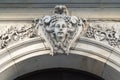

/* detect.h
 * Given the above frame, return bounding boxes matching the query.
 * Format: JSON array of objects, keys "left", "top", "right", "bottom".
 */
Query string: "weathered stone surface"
[{"left": 0, "top": 4, "right": 120, "bottom": 80}]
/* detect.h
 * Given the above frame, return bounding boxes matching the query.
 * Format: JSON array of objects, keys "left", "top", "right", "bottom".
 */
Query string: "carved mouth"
[{"left": 58, "top": 32, "right": 64, "bottom": 35}]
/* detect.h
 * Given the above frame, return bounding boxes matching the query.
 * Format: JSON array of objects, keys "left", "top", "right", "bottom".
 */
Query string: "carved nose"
[{"left": 60, "top": 28, "right": 63, "bottom": 31}]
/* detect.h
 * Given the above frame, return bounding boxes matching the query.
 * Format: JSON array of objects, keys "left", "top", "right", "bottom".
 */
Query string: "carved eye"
[{"left": 56, "top": 24, "right": 60, "bottom": 28}]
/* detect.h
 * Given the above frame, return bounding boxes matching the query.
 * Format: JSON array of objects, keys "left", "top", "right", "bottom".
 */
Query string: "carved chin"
[{"left": 56, "top": 36, "right": 65, "bottom": 42}]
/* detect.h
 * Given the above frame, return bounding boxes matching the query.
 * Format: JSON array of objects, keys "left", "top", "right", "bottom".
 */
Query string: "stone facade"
[{"left": 0, "top": 2, "right": 120, "bottom": 80}]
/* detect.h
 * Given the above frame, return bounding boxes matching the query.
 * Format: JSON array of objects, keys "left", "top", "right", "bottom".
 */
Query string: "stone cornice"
[{"left": 0, "top": 2, "right": 120, "bottom": 8}]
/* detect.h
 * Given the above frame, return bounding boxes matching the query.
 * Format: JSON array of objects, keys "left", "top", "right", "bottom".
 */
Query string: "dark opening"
[{"left": 15, "top": 68, "right": 104, "bottom": 80}]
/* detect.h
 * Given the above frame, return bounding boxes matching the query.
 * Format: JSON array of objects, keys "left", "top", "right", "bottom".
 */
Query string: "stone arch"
[{"left": 0, "top": 37, "right": 120, "bottom": 80}]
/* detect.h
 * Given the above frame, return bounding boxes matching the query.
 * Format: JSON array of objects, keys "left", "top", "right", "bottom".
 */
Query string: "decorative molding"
[
  {"left": 0, "top": 23, "right": 38, "bottom": 49},
  {"left": 1, "top": 5, "right": 120, "bottom": 55},
  {"left": 85, "top": 21, "right": 120, "bottom": 48},
  {"left": 35, "top": 5, "right": 85, "bottom": 55}
]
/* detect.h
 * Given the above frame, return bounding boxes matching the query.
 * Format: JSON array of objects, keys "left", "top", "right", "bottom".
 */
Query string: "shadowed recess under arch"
[{"left": 14, "top": 68, "right": 104, "bottom": 80}]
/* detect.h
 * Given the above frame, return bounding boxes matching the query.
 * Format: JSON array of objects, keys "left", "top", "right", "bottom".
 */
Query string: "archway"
[
  {"left": 0, "top": 5, "right": 120, "bottom": 80},
  {"left": 0, "top": 37, "right": 120, "bottom": 80}
]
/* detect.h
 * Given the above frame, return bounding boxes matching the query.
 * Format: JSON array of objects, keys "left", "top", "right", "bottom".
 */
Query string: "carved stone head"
[
  {"left": 37, "top": 5, "right": 84, "bottom": 55},
  {"left": 54, "top": 19, "right": 68, "bottom": 42}
]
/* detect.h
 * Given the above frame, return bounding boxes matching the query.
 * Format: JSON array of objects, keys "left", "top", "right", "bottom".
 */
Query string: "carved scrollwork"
[
  {"left": 0, "top": 24, "right": 38, "bottom": 49},
  {"left": 85, "top": 22, "right": 120, "bottom": 48}
]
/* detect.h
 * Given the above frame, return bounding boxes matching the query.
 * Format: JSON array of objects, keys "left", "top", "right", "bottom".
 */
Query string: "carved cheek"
[
  {"left": 54, "top": 28, "right": 58, "bottom": 34},
  {"left": 63, "top": 24, "right": 67, "bottom": 32},
  {"left": 55, "top": 24, "right": 60, "bottom": 31}
]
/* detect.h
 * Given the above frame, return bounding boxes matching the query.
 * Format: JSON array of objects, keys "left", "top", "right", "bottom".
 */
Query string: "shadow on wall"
[{"left": 14, "top": 68, "right": 104, "bottom": 80}]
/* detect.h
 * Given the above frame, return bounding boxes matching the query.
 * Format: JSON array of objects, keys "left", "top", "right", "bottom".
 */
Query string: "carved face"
[{"left": 54, "top": 20, "right": 67, "bottom": 42}]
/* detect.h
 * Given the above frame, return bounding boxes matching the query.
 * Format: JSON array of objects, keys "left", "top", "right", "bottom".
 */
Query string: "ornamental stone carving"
[
  {"left": 36, "top": 5, "right": 84, "bottom": 55},
  {"left": 85, "top": 22, "right": 120, "bottom": 48},
  {"left": 1, "top": 5, "right": 120, "bottom": 55},
  {"left": 0, "top": 24, "right": 37, "bottom": 49}
]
